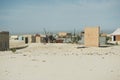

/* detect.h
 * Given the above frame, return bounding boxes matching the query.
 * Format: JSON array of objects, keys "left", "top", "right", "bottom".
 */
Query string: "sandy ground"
[{"left": 0, "top": 43, "right": 120, "bottom": 80}]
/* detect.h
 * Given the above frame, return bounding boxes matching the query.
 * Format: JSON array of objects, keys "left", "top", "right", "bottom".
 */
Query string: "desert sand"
[{"left": 0, "top": 43, "right": 120, "bottom": 80}]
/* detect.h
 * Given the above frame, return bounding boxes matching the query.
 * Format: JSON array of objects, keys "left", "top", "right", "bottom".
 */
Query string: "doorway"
[
  {"left": 25, "top": 37, "right": 28, "bottom": 44},
  {"left": 113, "top": 36, "right": 116, "bottom": 41}
]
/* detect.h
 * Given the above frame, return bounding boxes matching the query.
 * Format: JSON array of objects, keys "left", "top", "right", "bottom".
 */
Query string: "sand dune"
[{"left": 0, "top": 43, "right": 120, "bottom": 80}]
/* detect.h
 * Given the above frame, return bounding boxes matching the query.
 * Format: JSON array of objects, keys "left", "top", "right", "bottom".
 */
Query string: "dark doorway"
[
  {"left": 25, "top": 37, "right": 28, "bottom": 44},
  {"left": 113, "top": 36, "right": 116, "bottom": 41}
]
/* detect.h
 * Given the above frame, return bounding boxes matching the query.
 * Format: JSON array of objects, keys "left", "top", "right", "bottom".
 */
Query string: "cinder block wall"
[
  {"left": 85, "top": 27, "right": 100, "bottom": 47},
  {"left": 0, "top": 31, "right": 9, "bottom": 51},
  {"left": 116, "top": 35, "right": 120, "bottom": 41}
]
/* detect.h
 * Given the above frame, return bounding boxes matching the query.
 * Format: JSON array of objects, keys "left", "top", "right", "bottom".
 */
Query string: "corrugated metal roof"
[{"left": 111, "top": 28, "right": 120, "bottom": 35}]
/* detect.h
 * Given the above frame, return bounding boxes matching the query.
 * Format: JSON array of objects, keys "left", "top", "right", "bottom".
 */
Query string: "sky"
[{"left": 0, "top": 0, "right": 120, "bottom": 34}]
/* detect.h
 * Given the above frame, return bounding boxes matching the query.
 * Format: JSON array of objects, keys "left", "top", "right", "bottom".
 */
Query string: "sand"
[{"left": 0, "top": 43, "right": 120, "bottom": 80}]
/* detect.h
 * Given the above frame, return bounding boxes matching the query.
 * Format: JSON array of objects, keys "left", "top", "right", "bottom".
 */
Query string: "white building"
[{"left": 111, "top": 28, "right": 120, "bottom": 41}]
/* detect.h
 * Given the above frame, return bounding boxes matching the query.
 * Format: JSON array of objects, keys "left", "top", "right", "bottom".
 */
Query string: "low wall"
[{"left": 10, "top": 40, "right": 28, "bottom": 49}]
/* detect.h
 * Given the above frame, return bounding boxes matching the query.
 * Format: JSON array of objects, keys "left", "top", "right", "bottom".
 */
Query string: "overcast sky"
[{"left": 0, "top": 0, "right": 120, "bottom": 34}]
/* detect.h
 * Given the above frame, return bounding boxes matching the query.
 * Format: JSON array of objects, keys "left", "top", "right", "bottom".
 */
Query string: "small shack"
[
  {"left": 23, "top": 35, "right": 35, "bottom": 44},
  {"left": 111, "top": 28, "right": 120, "bottom": 42},
  {"left": 0, "top": 31, "right": 9, "bottom": 51}
]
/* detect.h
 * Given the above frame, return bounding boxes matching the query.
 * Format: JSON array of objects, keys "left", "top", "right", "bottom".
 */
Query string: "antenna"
[{"left": 43, "top": 28, "right": 47, "bottom": 35}]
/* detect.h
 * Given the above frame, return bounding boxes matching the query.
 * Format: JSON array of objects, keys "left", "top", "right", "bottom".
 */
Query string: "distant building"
[
  {"left": 35, "top": 34, "right": 41, "bottom": 43},
  {"left": 18, "top": 35, "right": 24, "bottom": 41},
  {"left": 23, "top": 35, "right": 36, "bottom": 44},
  {"left": 39, "top": 34, "right": 47, "bottom": 43},
  {"left": 0, "top": 31, "right": 9, "bottom": 51},
  {"left": 110, "top": 28, "right": 120, "bottom": 44},
  {"left": 85, "top": 27, "right": 100, "bottom": 47},
  {"left": 58, "top": 32, "right": 71, "bottom": 38}
]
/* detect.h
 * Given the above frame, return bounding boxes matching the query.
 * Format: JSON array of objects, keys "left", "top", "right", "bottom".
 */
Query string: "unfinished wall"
[
  {"left": 36, "top": 36, "right": 41, "bottom": 43},
  {"left": 85, "top": 27, "right": 100, "bottom": 47},
  {"left": 116, "top": 35, "right": 120, "bottom": 41},
  {"left": 0, "top": 31, "right": 9, "bottom": 51}
]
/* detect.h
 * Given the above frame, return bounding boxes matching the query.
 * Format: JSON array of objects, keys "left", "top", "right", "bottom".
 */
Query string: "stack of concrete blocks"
[{"left": 85, "top": 27, "right": 100, "bottom": 47}]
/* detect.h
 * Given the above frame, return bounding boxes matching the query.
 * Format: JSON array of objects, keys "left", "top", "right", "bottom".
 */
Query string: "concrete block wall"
[
  {"left": 0, "top": 31, "right": 9, "bottom": 51},
  {"left": 116, "top": 35, "right": 120, "bottom": 41},
  {"left": 85, "top": 27, "right": 100, "bottom": 47}
]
